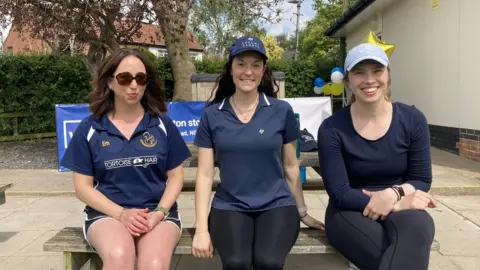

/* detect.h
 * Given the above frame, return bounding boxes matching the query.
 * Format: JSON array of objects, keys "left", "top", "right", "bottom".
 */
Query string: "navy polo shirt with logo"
[
  {"left": 194, "top": 93, "right": 300, "bottom": 211},
  {"left": 60, "top": 112, "right": 191, "bottom": 212}
]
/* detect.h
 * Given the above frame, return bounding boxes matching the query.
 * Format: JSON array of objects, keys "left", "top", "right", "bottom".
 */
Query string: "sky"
[
  {"left": 261, "top": 0, "right": 316, "bottom": 37},
  {"left": 1, "top": 0, "right": 316, "bottom": 42}
]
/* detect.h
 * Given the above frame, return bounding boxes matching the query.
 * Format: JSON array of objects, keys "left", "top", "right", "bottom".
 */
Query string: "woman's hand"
[
  {"left": 146, "top": 211, "right": 165, "bottom": 231},
  {"left": 119, "top": 208, "right": 150, "bottom": 236},
  {"left": 362, "top": 188, "right": 398, "bottom": 220},
  {"left": 393, "top": 190, "right": 437, "bottom": 212},
  {"left": 300, "top": 214, "right": 325, "bottom": 230},
  {"left": 192, "top": 231, "right": 214, "bottom": 259}
]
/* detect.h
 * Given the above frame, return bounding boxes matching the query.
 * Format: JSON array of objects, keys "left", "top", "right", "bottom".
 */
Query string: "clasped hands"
[
  {"left": 362, "top": 188, "right": 437, "bottom": 221},
  {"left": 117, "top": 208, "right": 164, "bottom": 236}
]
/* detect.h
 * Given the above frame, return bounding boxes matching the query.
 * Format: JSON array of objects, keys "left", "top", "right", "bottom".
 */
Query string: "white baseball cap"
[{"left": 344, "top": 43, "right": 389, "bottom": 72}]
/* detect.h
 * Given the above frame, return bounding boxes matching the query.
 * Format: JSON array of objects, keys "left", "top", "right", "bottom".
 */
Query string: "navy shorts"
[{"left": 83, "top": 208, "right": 182, "bottom": 246}]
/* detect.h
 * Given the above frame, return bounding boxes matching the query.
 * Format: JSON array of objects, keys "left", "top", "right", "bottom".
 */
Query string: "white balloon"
[
  {"left": 331, "top": 71, "right": 344, "bottom": 84},
  {"left": 313, "top": 86, "right": 323, "bottom": 95}
]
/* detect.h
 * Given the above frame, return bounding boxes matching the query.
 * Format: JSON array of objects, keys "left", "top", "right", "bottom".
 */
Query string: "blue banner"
[{"left": 55, "top": 102, "right": 206, "bottom": 171}]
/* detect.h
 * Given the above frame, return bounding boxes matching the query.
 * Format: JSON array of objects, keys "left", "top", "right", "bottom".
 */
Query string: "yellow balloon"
[
  {"left": 331, "top": 83, "right": 343, "bottom": 96},
  {"left": 363, "top": 30, "right": 396, "bottom": 58},
  {"left": 322, "top": 84, "right": 331, "bottom": 95}
]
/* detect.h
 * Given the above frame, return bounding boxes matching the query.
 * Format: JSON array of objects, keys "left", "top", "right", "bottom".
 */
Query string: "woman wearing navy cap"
[
  {"left": 317, "top": 43, "right": 436, "bottom": 270},
  {"left": 61, "top": 49, "right": 191, "bottom": 270},
  {"left": 191, "top": 36, "right": 324, "bottom": 270}
]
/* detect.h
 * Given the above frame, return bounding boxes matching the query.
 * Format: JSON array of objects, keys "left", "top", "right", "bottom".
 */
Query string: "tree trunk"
[{"left": 153, "top": 0, "right": 196, "bottom": 101}]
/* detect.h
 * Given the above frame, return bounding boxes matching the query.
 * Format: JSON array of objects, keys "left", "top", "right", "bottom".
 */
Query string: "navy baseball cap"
[
  {"left": 344, "top": 43, "right": 389, "bottom": 72},
  {"left": 229, "top": 36, "right": 268, "bottom": 60}
]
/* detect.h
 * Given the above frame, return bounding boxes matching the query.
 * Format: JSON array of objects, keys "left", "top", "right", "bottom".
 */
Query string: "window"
[{"left": 7, "top": 47, "right": 13, "bottom": 56}]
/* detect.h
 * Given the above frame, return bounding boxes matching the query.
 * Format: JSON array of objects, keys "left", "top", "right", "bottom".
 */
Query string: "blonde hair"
[{"left": 345, "top": 66, "right": 392, "bottom": 105}]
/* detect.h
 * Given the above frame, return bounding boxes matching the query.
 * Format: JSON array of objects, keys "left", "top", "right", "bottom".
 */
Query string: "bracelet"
[
  {"left": 117, "top": 208, "right": 126, "bottom": 220},
  {"left": 390, "top": 187, "right": 400, "bottom": 201},
  {"left": 297, "top": 205, "right": 308, "bottom": 214},
  {"left": 299, "top": 211, "right": 308, "bottom": 218}
]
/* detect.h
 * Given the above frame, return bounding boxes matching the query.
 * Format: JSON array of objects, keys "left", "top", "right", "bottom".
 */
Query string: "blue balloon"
[
  {"left": 314, "top": 77, "right": 325, "bottom": 87},
  {"left": 331, "top": 67, "right": 344, "bottom": 74}
]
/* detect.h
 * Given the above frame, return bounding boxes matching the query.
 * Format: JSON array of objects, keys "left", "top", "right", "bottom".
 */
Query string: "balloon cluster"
[{"left": 313, "top": 67, "right": 344, "bottom": 96}]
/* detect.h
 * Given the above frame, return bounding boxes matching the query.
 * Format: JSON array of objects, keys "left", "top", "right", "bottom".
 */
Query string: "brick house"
[
  {"left": 325, "top": 0, "right": 480, "bottom": 162},
  {"left": 3, "top": 22, "right": 204, "bottom": 61}
]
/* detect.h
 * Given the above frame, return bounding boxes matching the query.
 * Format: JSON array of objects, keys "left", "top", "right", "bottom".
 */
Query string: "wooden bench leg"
[{"left": 63, "top": 251, "right": 92, "bottom": 270}]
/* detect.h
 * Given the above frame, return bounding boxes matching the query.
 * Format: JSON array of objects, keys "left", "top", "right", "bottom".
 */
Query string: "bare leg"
[
  {"left": 135, "top": 221, "right": 181, "bottom": 270},
  {"left": 87, "top": 218, "right": 136, "bottom": 270}
]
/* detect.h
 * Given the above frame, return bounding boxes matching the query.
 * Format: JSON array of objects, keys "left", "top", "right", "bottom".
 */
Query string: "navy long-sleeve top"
[{"left": 317, "top": 102, "right": 432, "bottom": 212}]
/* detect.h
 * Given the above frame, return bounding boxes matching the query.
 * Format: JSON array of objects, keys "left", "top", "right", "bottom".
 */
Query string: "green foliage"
[
  {"left": 0, "top": 54, "right": 335, "bottom": 136},
  {"left": 0, "top": 54, "right": 91, "bottom": 135},
  {"left": 299, "top": 0, "right": 357, "bottom": 63}
]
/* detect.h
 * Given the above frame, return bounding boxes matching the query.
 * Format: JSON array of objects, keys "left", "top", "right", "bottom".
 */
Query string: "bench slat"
[{"left": 43, "top": 227, "right": 439, "bottom": 255}]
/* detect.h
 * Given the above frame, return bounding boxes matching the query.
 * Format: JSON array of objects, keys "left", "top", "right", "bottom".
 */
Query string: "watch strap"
[{"left": 154, "top": 206, "right": 170, "bottom": 216}]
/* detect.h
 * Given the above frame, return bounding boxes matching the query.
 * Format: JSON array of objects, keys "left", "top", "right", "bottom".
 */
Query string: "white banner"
[{"left": 283, "top": 97, "right": 332, "bottom": 141}]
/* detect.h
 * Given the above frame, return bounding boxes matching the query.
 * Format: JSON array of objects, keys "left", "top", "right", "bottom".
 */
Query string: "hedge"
[{"left": 0, "top": 54, "right": 335, "bottom": 136}]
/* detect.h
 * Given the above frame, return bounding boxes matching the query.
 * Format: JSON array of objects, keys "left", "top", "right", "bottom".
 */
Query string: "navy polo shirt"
[
  {"left": 60, "top": 112, "right": 191, "bottom": 212},
  {"left": 194, "top": 93, "right": 300, "bottom": 211}
]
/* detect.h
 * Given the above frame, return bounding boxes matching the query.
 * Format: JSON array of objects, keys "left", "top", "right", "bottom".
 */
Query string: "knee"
[
  {"left": 390, "top": 210, "right": 435, "bottom": 242},
  {"left": 222, "top": 256, "right": 252, "bottom": 270},
  {"left": 254, "top": 254, "right": 284, "bottom": 270},
  {"left": 137, "top": 255, "right": 171, "bottom": 270},
  {"left": 102, "top": 245, "right": 135, "bottom": 268}
]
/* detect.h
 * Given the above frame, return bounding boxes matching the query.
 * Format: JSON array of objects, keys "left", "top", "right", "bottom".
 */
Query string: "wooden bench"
[
  {"left": 0, "top": 183, "right": 13, "bottom": 205},
  {"left": 43, "top": 227, "right": 440, "bottom": 270}
]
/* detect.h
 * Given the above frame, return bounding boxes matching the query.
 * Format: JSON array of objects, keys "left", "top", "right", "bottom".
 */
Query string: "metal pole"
[
  {"left": 294, "top": 2, "right": 301, "bottom": 59},
  {"left": 340, "top": 0, "right": 348, "bottom": 107}
]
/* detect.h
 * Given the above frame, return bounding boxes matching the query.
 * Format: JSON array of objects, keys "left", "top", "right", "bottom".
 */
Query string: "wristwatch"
[
  {"left": 154, "top": 206, "right": 170, "bottom": 217},
  {"left": 392, "top": 185, "right": 405, "bottom": 198}
]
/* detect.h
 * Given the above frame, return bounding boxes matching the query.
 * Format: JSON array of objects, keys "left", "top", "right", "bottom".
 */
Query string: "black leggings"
[
  {"left": 208, "top": 206, "right": 300, "bottom": 270},
  {"left": 325, "top": 203, "right": 435, "bottom": 270}
]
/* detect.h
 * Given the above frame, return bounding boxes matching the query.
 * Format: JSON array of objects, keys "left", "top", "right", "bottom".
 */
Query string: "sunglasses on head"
[{"left": 114, "top": 72, "right": 149, "bottom": 86}]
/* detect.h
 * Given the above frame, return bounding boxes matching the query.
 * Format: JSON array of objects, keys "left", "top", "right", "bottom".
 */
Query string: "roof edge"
[{"left": 324, "top": 0, "right": 376, "bottom": 37}]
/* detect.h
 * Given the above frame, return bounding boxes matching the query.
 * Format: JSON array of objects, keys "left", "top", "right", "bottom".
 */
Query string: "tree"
[
  {"left": 259, "top": 35, "right": 284, "bottom": 59},
  {"left": 152, "top": 0, "right": 196, "bottom": 101},
  {"left": 275, "top": 33, "right": 296, "bottom": 52},
  {"left": 189, "top": 0, "right": 284, "bottom": 57},
  {"left": 299, "top": 0, "right": 356, "bottom": 62},
  {"left": 0, "top": 0, "right": 150, "bottom": 75}
]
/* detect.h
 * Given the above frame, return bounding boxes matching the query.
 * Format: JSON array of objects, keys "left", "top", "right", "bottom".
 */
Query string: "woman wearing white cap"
[{"left": 317, "top": 43, "right": 436, "bottom": 270}]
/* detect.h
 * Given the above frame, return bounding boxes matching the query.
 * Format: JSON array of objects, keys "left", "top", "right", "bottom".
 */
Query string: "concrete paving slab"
[
  {"left": 437, "top": 196, "right": 480, "bottom": 211},
  {"left": 51, "top": 212, "right": 85, "bottom": 230},
  {"left": 0, "top": 197, "right": 41, "bottom": 212},
  {"left": 317, "top": 192, "right": 329, "bottom": 207},
  {"left": 304, "top": 192, "right": 326, "bottom": 210},
  {"left": 0, "top": 211, "right": 14, "bottom": 221},
  {"left": 22, "top": 196, "right": 85, "bottom": 213},
  {"left": 435, "top": 231, "right": 480, "bottom": 257},
  {"left": 456, "top": 210, "right": 480, "bottom": 226},
  {"left": 0, "top": 230, "right": 46, "bottom": 256},
  {"left": 0, "top": 211, "right": 71, "bottom": 231},
  {"left": 10, "top": 177, "right": 74, "bottom": 192},
  {"left": 0, "top": 255, "right": 63, "bottom": 270},
  {"left": 449, "top": 256, "right": 480, "bottom": 270},
  {"left": 0, "top": 256, "right": 8, "bottom": 264},
  {"left": 429, "top": 251, "right": 461, "bottom": 270},
  {"left": 16, "top": 230, "right": 60, "bottom": 256},
  {"left": 426, "top": 203, "right": 479, "bottom": 232}
]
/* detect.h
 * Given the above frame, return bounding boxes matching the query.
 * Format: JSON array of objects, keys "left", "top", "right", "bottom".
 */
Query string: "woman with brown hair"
[
  {"left": 317, "top": 43, "right": 436, "bottom": 270},
  {"left": 61, "top": 48, "right": 191, "bottom": 270},
  {"left": 191, "top": 36, "right": 324, "bottom": 270}
]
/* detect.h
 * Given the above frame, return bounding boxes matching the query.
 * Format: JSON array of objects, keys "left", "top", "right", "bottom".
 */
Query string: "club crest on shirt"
[{"left": 140, "top": 131, "right": 157, "bottom": 147}]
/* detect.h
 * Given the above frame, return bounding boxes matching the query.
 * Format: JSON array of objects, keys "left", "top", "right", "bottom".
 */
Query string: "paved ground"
[{"left": 0, "top": 147, "right": 479, "bottom": 269}]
